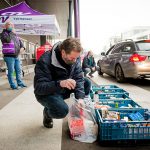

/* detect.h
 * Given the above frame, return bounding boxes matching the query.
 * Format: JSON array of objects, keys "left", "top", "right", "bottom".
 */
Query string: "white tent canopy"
[{"left": 0, "top": 2, "right": 60, "bottom": 35}]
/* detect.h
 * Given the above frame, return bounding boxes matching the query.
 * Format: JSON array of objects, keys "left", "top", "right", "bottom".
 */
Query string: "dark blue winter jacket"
[{"left": 34, "top": 42, "right": 85, "bottom": 99}]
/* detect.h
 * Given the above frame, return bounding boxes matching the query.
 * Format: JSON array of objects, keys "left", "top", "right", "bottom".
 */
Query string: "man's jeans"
[
  {"left": 36, "top": 77, "right": 91, "bottom": 119},
  {"left": 4, "top": 57, "right": 24, "bottom": 88},
  {"left": 83, "top": 66, "right": 99, "bottom": 76}
]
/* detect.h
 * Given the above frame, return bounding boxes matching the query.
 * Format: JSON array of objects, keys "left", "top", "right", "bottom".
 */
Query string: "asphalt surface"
[
  {"left": 98, "top": 74, "right": 150, "bottom": 92},
  {"left": 128, "top": 78, "right": 150, "bottom": 92}
]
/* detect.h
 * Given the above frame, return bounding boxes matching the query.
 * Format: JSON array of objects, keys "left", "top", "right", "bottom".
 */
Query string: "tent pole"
[{"left": 4, "top": 0, "right": 11, "bottom": 6}]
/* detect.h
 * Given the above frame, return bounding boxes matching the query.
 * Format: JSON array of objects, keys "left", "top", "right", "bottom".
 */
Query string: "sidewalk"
[
  {"left": 0, "top": 86, "right": 62, "bottom": 150},
  {"left": 0, "top": 64, "right": 35, "bottom": 86},
  {"left": 0, "top": 73, "right": 35, "bottom": 109}
]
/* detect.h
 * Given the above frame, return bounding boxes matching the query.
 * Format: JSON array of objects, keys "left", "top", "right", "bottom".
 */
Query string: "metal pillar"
[
  {"left": 74, "top": 0, "right": 80, "bottom": 38},
  {"left": 67, "top": 0, "right": 73, "bottom": 37}
]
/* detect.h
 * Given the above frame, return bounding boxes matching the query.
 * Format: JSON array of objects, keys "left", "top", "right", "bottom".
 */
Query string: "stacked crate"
[{"left": 91, "top": 85, "right": 150, "bottom": 143}]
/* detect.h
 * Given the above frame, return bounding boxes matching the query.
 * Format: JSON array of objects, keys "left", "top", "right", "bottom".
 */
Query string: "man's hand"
[{"left": 60, "top": 79, "right": 76, "bottom": 90}]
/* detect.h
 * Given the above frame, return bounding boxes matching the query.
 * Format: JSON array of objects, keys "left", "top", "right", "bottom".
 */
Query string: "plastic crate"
[
  {"left": 92, "top": 85, "right": 119, "bottom": 89},
  {"left": 92, "top": 85, "right": 129, "bottom": 96},
  {"left": 96, "top": 109, "right": 150, "bottom": 142},
  {"left": 99, "top": 93, "right": 130, "bottom": 100},
  {"left": 99, "top": 99, "right": 141, "bottom": 108},
  {"left": 90, "top": 92, "right": 130, "bottom": 100},
  {"left": 98, "top": 99, "right": 146, "bottom": 114}
]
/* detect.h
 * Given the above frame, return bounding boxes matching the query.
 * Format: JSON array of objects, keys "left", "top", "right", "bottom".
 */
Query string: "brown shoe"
[{"left": 43, "top": 109, "right": 53, "bottom": 128}]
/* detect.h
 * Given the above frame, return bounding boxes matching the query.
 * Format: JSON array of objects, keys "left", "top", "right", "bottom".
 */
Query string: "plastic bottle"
[
  {"left": 117, "top": 113, "right": 120, "bottom": 120},
  {"left": 115, "top": 102, "right": 119, "bottom": 108},
  {"left": 70, "top": 93, "right": 75, "bottom": 100},
  {"left": 93, "top": 91, "right": 99, "bottom": 103}
]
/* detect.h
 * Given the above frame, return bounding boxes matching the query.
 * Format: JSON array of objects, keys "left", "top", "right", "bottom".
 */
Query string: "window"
[
  {"left": 106, "top": 45, "right": 115, "bottom": 55},
  {"left": 110, "top": 43, "right": 123, "bottom": 54},
  {"left": 136, "top": 42, "right": 150, "bottom": 51},
  {"left": 122, "top": 43, "right": 134, "bottom": 52}
]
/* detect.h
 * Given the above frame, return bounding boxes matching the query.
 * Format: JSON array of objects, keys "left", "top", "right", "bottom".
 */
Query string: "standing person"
[
  {"left": 82, "top": 50, "right": 97, "bottom": 77},
  {"left": 0, "top": 22, "right": 27, "bottom": 89},
  {"left": 34, "top": 37, "right": 91, "bottom": 128}
]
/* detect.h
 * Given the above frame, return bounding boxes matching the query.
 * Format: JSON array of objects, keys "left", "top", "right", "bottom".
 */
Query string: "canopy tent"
[{"left": 0, "top": 2, "right": 60, "bottom": 35}]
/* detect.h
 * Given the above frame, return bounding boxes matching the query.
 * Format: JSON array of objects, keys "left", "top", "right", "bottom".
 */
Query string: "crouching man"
[{"left": 34, "top": 38, "right": 91, "bottom": 128}]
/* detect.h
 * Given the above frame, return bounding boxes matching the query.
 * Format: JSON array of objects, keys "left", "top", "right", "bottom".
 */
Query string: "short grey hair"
[{"left": 60, "top": 37, "right": 83, "bottom": 54}]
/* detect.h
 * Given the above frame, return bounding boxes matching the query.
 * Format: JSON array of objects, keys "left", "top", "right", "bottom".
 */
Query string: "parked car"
[{"left": 97, "top": 39, "right": 150, "bottom": 82}]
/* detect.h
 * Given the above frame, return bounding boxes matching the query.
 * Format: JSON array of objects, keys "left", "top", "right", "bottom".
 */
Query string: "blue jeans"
[
  {"left": 83, "top": 66, "right": 99, "bottom": 76},
  {"left": 36, "top": 77, "right": 91, "bottom": 119},
  {"left": 4, "top": 57, "right": 24, "bottom": 88}
]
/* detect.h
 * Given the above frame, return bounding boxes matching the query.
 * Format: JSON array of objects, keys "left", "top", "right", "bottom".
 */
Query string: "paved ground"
[
  {"left": 0, "top": 73, "right": 34, "bottom": 109},
  {"left": 0, "top": 72, "right": 150, "bottom": 150},
  {"left": 128, "top": 78, "right": 150, "bottom": 92}
]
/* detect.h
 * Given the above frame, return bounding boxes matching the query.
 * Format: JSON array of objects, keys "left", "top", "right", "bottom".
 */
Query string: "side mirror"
[{"left": 101, "top": 52, "right": 106, "bottom": 56}]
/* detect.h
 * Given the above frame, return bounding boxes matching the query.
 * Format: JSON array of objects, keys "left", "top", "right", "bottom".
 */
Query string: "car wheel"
[
  {"left": 98, "top": 67, "right": 103, "bottom": 76},
  {"left": 115, "top": 64, "right": 126, "bottom": 83}
]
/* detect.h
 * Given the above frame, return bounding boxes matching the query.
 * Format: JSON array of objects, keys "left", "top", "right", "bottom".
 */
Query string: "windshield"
[{"left": 136, "top": 42, "right": 150, "bottom": 51}]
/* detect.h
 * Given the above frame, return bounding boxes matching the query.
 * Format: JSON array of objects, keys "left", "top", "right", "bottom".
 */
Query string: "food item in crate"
[
  {"left": 101, "top": 108, "right": 108, "bottom": 118},
  {"left": 115, "top": 102, "right": 119, "bottom": 108},
  {"left": 128, "top": 112, "right": 145, "bottom": 121},
  {"left": 122, "top": 116, "right": 129, "bottom": 122},
  {"left": 94, "top": 104, "right": 110, "bottom": 109},
  {"left": 104, "top": 111, "right": 120, "bottom": 120},
  {"left": 142, "top": 123, "right": 150, "bottom": 127}
]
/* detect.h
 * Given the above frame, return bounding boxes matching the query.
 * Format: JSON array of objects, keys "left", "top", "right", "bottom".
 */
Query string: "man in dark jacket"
[
  {"left": 0, "top": 22, "right": 26, "bottom": 89},
  {"left": 34, "top": 38, "right": 91, "bottom": 128},
  {"left": 82, "top": 51, "right": 97, "bottom": 77}
]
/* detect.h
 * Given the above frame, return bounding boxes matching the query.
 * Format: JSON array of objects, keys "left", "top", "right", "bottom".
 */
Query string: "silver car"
[{"left": 97, "top": 40, "right": 150, "bottom": 82}]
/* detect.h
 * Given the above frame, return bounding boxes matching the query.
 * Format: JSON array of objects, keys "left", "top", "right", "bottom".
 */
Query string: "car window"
[
  {"left": 136, "top": 42, "right": 150, "bottom": 51},
  {"left": 106, "top": 45, "right": 115, "bottom": 55},
  {"left": 122, "top": 43, "right": 134, "bottom": 52},
  {"left": 110, "top": 43, "right": 123, "bottom": 54}
]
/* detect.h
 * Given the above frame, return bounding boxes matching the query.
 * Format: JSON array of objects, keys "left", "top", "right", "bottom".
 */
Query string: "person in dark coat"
[
  {"left": 0, "top": 22, "right": 26, "bottom": 89},
  {"left": 34, "top": 38, "right": 91, "bottom": 128},
  {"left": 82, "top": 50, "right": 97, "bottom": 77}
]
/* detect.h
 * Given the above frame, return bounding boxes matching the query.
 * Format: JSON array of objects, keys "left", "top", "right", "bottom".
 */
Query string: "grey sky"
[{"left": 80, "top": 0, "right": 150, "bottom": 54}]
